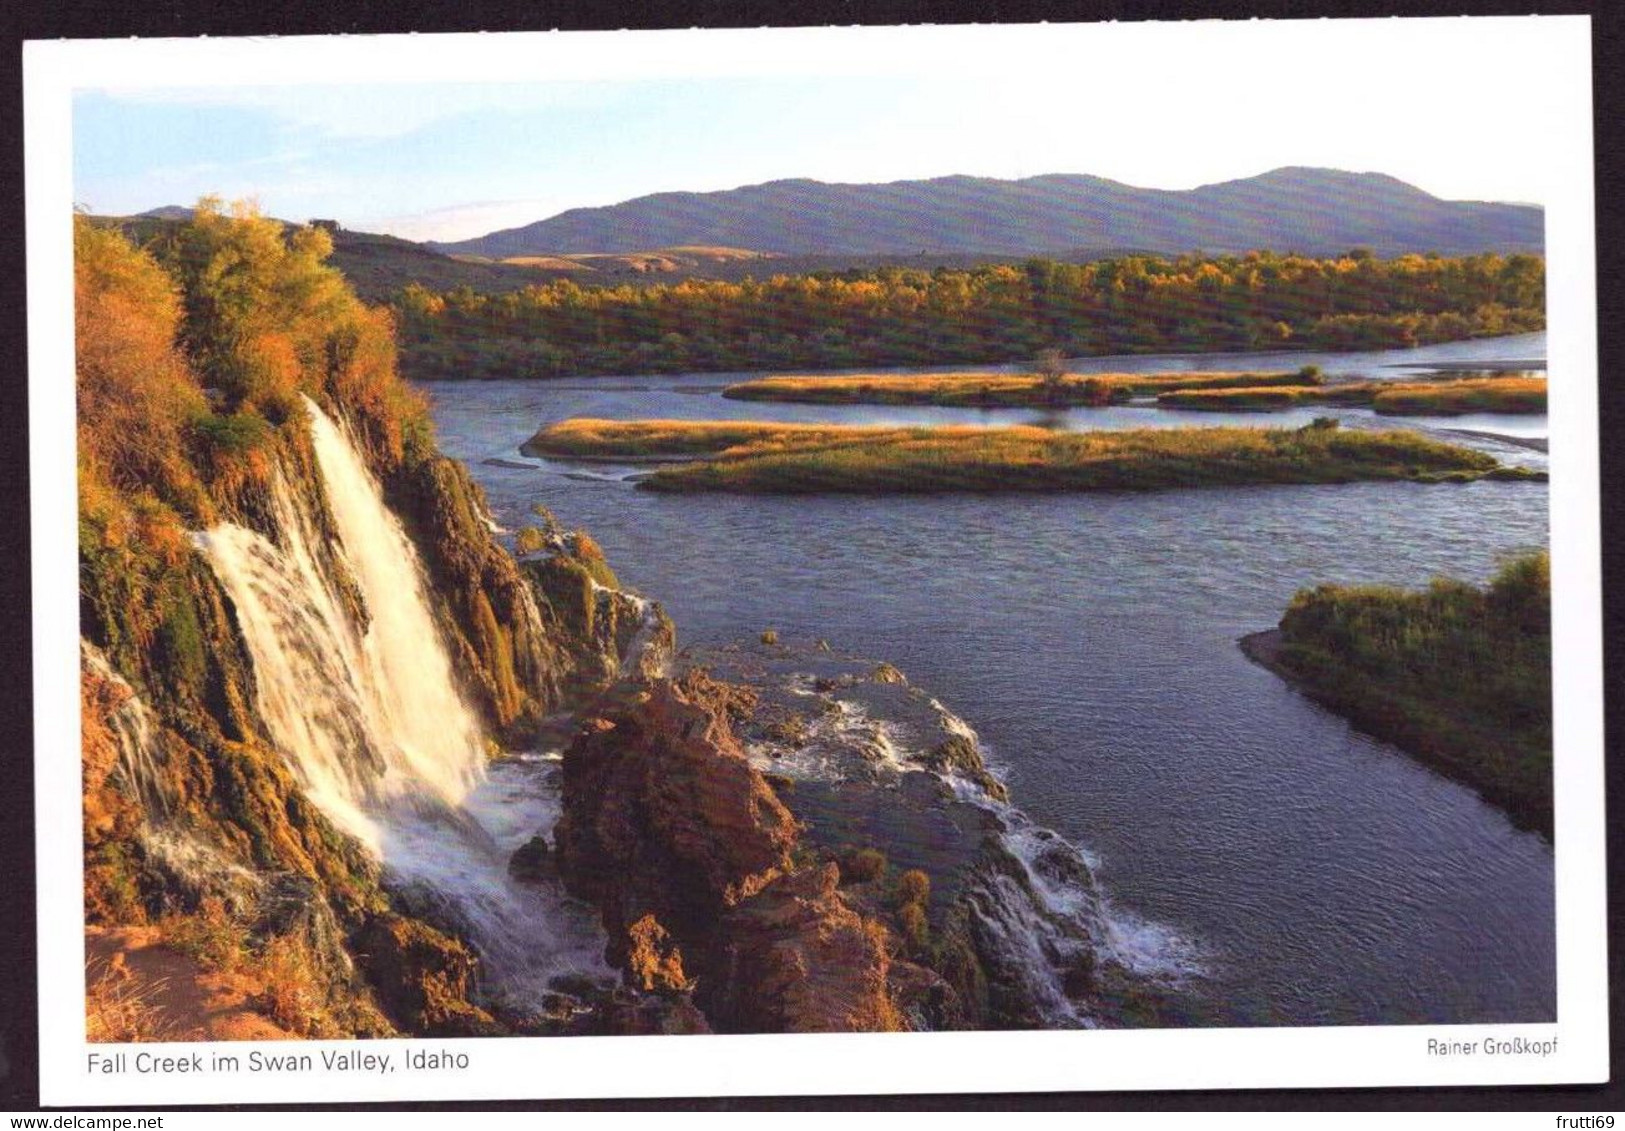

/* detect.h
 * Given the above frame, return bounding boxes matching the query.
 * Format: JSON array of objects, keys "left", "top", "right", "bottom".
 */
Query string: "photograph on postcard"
[{"left": 27, "top": 15, "right": 1604, "bottom": 1102}]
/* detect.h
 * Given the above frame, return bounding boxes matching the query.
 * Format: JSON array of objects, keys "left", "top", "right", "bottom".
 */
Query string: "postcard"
[{"left": 23, "top": 15, "right": 1604, "bottom": 1106}]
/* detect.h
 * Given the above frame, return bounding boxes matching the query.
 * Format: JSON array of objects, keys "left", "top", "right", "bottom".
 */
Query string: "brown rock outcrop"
[
  {"left": 554, "top": 674, "right": 798, "bottom": 953},
  {"left": 354, "top": 912, "right": 503, "bottom": 1037},
  {"left": 705, "top": 863, "right": 903, "bottom": 1033},
  {"left": 554, "top": 671, "right": 909, "bottom": 1033}
]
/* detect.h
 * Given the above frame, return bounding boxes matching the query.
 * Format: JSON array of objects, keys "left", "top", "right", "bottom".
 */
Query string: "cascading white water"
[
  {"left": 199, "top": 398, "right": 608, "bottom": 1003},
  {"left": 303, "top": 404, "right": 488, "bottom": 805},
  {"left": 748, "top": 660, "right": 1200, "bottom": 1028},
  {"left": 82, "top": 642, "right": 169, "bottom": 819}
]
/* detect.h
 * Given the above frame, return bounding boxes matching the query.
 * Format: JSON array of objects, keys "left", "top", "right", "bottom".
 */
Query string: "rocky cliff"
[{"left": 77, "top": 206, "right": 667, "bottom": 1040}]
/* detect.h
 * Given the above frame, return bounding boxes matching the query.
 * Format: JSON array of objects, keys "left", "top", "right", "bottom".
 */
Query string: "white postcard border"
[{"left": 25, "top": 17, "right": 1605, "bottom": 1105}]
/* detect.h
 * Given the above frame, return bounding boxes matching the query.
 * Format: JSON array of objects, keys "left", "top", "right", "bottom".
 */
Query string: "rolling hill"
[{"left": 430, "top": 167, "right": 1542, "bottom": 260}]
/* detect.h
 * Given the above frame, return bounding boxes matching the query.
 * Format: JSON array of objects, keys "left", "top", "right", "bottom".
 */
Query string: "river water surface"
[{"left": 422, "top": 333, "right": 1553, "bottom": 1027}]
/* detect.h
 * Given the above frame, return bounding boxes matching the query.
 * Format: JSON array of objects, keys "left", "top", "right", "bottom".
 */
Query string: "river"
[{"left": 421, "top": 332, "right": 1553, "bottom": 1027}]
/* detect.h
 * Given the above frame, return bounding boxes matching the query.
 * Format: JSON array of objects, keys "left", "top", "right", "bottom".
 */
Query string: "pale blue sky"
[{"left": 74, "top": 60, "right": 1554, "bottom": 243}]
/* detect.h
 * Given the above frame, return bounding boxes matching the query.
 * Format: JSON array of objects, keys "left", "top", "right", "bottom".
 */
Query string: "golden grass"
[
  {"left": 522, "top": 417, "right": 1538, "bottom": 494},
  {"left": 160, "top": 897, "right": 249, "bottom": 973},
  {"left": 86, "top": 958, "right": 174, "bottom": 1043},
  {"left": 1370, "top": 377, "right": 1547, "bottom": 415},
  {"left": 524, "top": 417, "right": 874, "bottom": 459},
  {"left": 721, "top": 369, "right": 1317, "bottom": 406},
  {"left": 498, "top": 256, "right": 593, "bottom": 271},
  {"left": 251, "top": 933, "right": 342, "bottom": 1038},
  {"left": 1158, "top": 376, "right": 1547, "bottom": 415}
]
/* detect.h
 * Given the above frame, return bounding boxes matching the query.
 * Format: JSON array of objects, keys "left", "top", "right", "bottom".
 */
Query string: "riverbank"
[
  {"left": 1242, "top": 551, "right": 1552, "bottom": 836},
  {"left": 522, "top": 417, "right": 1543, "bottom": 494}
]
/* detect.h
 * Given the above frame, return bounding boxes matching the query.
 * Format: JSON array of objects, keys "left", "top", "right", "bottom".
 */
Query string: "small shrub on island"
[{"left": 1265, "top": 549, "right": 1551, "bottom": 835}]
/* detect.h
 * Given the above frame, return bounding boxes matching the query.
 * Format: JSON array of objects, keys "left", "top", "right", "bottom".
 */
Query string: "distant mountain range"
[{"left": 429, "top": 167, "right": 1543, "bottom": 260}]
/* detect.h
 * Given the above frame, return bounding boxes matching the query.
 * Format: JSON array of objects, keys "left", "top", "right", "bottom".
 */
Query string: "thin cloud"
[{"left": 101, "top": 82, "right": 636, "bottom": 141}]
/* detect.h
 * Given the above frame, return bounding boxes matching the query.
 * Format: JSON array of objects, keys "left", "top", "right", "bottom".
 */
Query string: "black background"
[{"left": 1, "top": 0, "right": 1618, "bottom": 1112}]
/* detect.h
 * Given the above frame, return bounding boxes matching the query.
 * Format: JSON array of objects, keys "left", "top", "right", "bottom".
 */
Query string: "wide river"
[{"left": 422, "top": 332, "right": 1553, "bottom": 1027}]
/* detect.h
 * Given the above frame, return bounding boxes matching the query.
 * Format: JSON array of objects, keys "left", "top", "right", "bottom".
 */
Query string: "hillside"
[
  {"left": 325, "top": 232, "right": 1157, "bottom": 303},
  {"left": 431, "top": 167, "right": 1544, "bottom": 260}
]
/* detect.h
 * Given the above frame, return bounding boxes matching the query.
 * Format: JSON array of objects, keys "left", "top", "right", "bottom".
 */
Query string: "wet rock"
[
  {"left": 1060, "top": 949, "right": 1098, "bottom": 998},
  {"left": 252, "top": 873, "right": 352, "bottom": 980},
  {"left": 760, "top": 709, "right": 809, "bottom": 747},
  {"left": 354, "top": 912, "right": 504, "bottom": 1037},
  {"left": 888, "top": 958, "right": 969, "bottom": 1031},
  {"left": 921, "top": 733, "right": 1011, "bottom": 802},
  {"left": 391, "top": 453, "right": 568, "bottom": 735},
  {"left": 554, "top": 676, "right": 798, "bottom": 960},
  {"left": 675, "top": 639, "right": 1114, "bottom": 1031},
  {"left": 521, "top": 554, "right": 674, "bottom": 696},
  {"left": 587, "top": 989, "right": 711, "bottom": 1036},
  {"left": 507, "top": 834, "right": 555, "bottom": 884},
  {"left": 871, "top": 662, "right": 907, "bottom": 684}
]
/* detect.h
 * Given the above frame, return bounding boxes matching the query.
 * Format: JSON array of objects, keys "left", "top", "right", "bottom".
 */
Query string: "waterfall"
[
  {"left": 83, "top": 641, "right": 265, "bottom": 907},
  {"left": 82, "top": 642, "right": 169, "bottom": 819},
  {"left": 199, "top": 398, "right": 607, "bottom": 1003},
  {"left": 303, "top": 405, "right": 489, "bottom": 806}
]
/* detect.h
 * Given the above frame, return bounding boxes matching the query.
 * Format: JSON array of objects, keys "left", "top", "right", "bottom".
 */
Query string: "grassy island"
[
  {"left": 522, "top": 417, "right": 1543, "bottom": 494},
  {"left": 721, "top": 369, "right": 1318, "bottom": 407},
  {"left": 1158, "top": 375, "right": 1546, "bottom": 415},
  {"left": 1243, "top": 551, "right": 1552, "bottom": 836}
]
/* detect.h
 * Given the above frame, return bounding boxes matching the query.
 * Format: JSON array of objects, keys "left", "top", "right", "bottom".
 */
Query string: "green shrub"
[
  {"left": 569, "top": 530, "right": 620, "bottom": 589},
  {"left": 192, "top": 410, "right": 273, "bottom": 456},
  {"left": 529, "top": 503, "right": 562, "bottom": 538},
  {"left": 1274, "top": 550, "right": 1551, "bottom": 834},
  {"left": 155, "top": 585, "right": 207, "bottom": 697},
  {"left": 513, "top": 526, "right": 548, "bottom": 556},
  {"left": 898, "top": 902, "right": 930, "bottom": 951},
  {"left": 896, "top": 869, "right": 931, "bottom": 908},
  {"left": 842, "top": 848, "right": 888, "bottom": 884}
]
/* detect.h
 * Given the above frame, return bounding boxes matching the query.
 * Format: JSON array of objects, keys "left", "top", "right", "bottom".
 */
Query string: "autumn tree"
[{"left": 1031, "top": 347, "right": 1068, "bottom": 403}]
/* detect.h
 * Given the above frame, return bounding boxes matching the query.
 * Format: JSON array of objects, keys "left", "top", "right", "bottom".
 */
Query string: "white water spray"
[{"left": 200, "top": 398, "right": 608, "bottom": 1000}]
